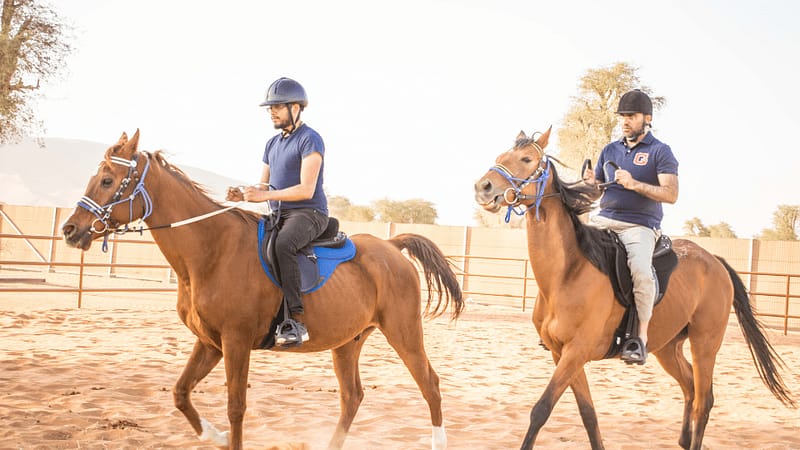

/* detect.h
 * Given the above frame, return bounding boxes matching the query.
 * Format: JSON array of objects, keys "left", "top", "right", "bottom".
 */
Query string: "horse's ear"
[
  {"left": 119, "top": 129, "right": 140, "bottom": 158},
  {"left": 535, "top": 125, "right": 552, "bottom": 149},
  {"left": 516, "top": 130, "right": 527, "bottom": 141},
  {"left": 116, "top": 132, "right": 128, "bottom": 146}
]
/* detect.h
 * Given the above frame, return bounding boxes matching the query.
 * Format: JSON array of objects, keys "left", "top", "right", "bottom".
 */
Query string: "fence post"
[
  {"left": 522, "top": 261, "right": 529, "bottom": 311},
  {"left": 78, "top": 251, "right": 85, "bottom": 308},
  {"left": 461, "top": 226, "right": 471, "bottom": 295},
  {"left": 48, "top": 207, "right": 58, "bottom": 273},
  {"left": 784, "top": 275, "right": 791, "bottom": 335}
]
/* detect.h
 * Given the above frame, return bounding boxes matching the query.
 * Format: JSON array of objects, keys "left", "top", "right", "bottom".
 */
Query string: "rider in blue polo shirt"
[
  {"left": 583, "top": 89, "right": 679, "bottom": 365},
  {"left": 230, "top": 77, "right": 329, "bottom": 348}
]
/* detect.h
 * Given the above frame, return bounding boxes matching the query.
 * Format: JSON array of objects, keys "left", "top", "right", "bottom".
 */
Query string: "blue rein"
[{"left": 489, "top": 157, "right": 551, "bottom": 223}]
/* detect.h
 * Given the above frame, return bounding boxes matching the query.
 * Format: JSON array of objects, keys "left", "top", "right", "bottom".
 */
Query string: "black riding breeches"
[{"left": 275, "top": 208, "right": 329, "bottom": 316}]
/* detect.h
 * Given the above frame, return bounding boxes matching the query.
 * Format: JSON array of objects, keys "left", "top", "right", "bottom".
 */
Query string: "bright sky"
[{"left": 39, "top": 0, "right": 800, "bottom": 238}]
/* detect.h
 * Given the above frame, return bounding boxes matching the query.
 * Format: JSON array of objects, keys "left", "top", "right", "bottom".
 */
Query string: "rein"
[
  {"left": 488, "top": 142, "right": 559, "bottom": 222},
  {"left": 77, "top": 152, "right": 245, "bottom": 252}
]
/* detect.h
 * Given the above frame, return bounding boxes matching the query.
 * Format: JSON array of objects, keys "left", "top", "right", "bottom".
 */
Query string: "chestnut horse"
[
  {"left": 62, "top": 130, "right": 464, "bottom": 450},
  {"left": 473, "top": 128, "right": 795, "bottom": 450}
]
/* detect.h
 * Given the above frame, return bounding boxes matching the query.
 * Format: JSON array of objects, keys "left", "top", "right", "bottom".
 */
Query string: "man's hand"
[
  {"left": 583, "top": 167, "right": 597, "bottom": 184},
  {"left": 226, "top": 186, "right": 244, "bottom": 202},
  {"left": 614, "top": 169, "right": 638, "bottom": 190}
]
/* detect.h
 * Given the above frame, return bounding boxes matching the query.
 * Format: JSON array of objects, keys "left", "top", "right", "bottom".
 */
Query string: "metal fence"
[{"left": 1, "top": 232, "right": 798, "bottom": 334}]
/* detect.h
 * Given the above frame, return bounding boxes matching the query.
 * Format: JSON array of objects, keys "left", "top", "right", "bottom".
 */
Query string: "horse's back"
[
  {"left": 348, "top": 233, "right": 420, "bottom": 282},
  {"left": 656, "top": 238, "right": 734, "bottom": 337}
]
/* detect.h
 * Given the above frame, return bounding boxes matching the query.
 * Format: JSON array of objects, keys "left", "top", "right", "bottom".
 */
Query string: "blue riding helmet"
[{"left": 260, "top": 77, "right": 308, "bottom": 108}]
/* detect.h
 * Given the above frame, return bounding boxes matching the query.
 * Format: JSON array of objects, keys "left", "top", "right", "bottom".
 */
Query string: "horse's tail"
[
  {"left": 389, "top": 233, "right": 464, "bottom": 320},
  {"left": 717, "top": 256, "right": 796, "bottom": 408}
]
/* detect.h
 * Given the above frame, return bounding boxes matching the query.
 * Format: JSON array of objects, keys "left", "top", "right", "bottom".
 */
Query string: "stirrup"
[
  {"left": 275, "top": 318, "right": 309, "bottom": 348},
  {"left": 621, "top": 337, "right": 647, "bottom": 365}
]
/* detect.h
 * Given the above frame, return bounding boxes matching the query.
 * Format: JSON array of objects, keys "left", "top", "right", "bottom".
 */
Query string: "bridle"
[
  {"left": 488, "top": 141, "right": 560, "bottom": 223},
  {"left": 77, "top": 152, "right": 154, "bottom": 251},
  {"left": 76, "top": 151, "right": 249, "bottom": 253}
]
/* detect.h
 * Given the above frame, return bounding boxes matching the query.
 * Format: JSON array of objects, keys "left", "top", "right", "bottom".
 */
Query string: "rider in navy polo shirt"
[
  {"left": 583, "top": 89, "right": 679, "bottom": 365},
  {"left": 229, "top": 77, "right": 329, "bottom": 348}
]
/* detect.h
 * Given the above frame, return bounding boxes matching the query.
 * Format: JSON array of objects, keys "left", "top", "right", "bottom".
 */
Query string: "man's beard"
[
  {"left": 624, "top": 123, "right": 646, "bottom": 141},
  {"left": 273, "top": 118, "right": 291, "bottom": 130}
]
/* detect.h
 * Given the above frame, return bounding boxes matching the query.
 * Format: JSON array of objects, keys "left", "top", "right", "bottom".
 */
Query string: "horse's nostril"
[
  {"left": 62, "top": 223, "right": 74, "bottom": 238},
  {"left": 477, "top": 179, "right": 492, "bottom": 192}
]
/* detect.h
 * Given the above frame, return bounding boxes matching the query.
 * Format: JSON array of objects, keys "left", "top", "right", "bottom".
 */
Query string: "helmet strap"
[
  {"left": 626, "top": 124, "right": 649, "bottom": 145},
  {"left": 286, "top": 103, "right": 302, "bottom": 134}
]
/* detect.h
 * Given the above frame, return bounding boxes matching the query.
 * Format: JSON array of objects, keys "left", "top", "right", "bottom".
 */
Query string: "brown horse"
[
  {"left": 62, "top": 130, "right": 464, "bottom": 450},
  {"left": 473, "top": 128, "right": 795, "bottom": 450}
]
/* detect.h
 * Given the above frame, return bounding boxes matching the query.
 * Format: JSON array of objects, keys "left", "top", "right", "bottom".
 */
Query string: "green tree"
[
  {"left": 683, "top": 217, "right": 709, "bottom": 236},
  {"left": 683, "top": 217, "right": 737, "bottom": 238},
  {"left": 758, "top": 205, "right": 799, "bottom": 241},
  {"left": 328, "top": 195, "right": 353, "bottom": 219},
  {"left": 328, "top": 195, "right": 375, "bottom": 222},
  {"left": 1, "top": 0, "right": 73, "bottom": 144},
  {"left": 347, "top": 205, "right": 376, "bottom": 222},
  {"left": 707, "top": 222, "right": 737, "bottom": 238},
  {"left": 557, "top": 62, "right": 666, "bottom": 174},
  {"left": 372, "top": 198, "right": 437, "bottom": 224}
]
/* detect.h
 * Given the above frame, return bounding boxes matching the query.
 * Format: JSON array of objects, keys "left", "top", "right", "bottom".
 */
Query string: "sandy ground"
[{"left": 1, "top": 281, "right": 799, "bottom": 450}]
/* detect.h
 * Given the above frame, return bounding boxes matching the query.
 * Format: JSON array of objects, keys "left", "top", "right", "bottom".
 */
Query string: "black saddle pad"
[{"left": 607, "top": 232, "right": 678, "bottom": 309}]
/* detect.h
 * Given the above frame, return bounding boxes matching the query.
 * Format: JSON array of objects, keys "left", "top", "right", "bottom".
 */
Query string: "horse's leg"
[
  {"left": 547, "top": 351, "right": 604, "bottom": 449},
  {"left": 653, "top": 334, "right": 694, "bottom": 450},
  {"left": 174, "top": 339, "right": 226, "bottom": 445},
  {"left": 327, "top": 328, "right": 374, "bottom": 450},
  {"left": 380, "top": 320, "right": 446, "bottom": 450},
  {"left": 685, "top": 328, "right": 725, "bottom": 450},
  {"left": 521, "top": 346, "right": 588, "bottom": 450},
  {"left": 221, "top": 335, "right": 254, "bottom": 450},
  {"left": 569, "top": 367, "right": 605, "bottom": 450}
]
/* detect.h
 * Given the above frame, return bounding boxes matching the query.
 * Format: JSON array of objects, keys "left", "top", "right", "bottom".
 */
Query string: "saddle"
[
  {"left": 257, "top": 214, "right": 356, "bottom": 294},
  {"left": 256, "top": 214, "right": 357, "bottom": 350},
  {"left": 602, "top": 232, "right": 679, "bottom": 359}
]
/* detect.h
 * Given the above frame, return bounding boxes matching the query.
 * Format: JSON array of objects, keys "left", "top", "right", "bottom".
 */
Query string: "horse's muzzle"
[
  {"left": 62, "top": 222, "right": 93, "bottom": 250},
  {"left": 474, "top": 178, "right": 504, "bottom": 212}
]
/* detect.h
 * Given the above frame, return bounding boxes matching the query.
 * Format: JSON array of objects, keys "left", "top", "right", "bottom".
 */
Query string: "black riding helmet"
[
  {"left": 260, "top": 77, "right": 308, "bottom": 108},
  {"left": 616, "top": 89, "right": 653, "bottom": 116}
]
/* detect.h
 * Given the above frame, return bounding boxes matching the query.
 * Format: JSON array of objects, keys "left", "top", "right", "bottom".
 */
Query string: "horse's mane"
[
  {"left": 547, "top": 161, "right": 616, "bottom": 275},
  {"left": 148, "top": 151, "right": 261, "bottom": 224}
]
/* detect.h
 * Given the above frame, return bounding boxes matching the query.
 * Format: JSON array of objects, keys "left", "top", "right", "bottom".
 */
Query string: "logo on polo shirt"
[{"left": 633, "top": 152, "right": 649, "bottom": 166}]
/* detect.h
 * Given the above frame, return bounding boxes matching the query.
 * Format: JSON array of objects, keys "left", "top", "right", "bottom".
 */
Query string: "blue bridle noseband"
[
  {"left": 77, "top": 152, "right": 154, "bottom": 251},
  {"left": 488, "top": 142, "right": 553, "bottom": 223}
]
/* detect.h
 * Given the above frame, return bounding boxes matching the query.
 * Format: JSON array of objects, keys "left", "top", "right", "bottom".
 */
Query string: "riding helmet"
[
  {"left": 616, "top": 89, "right": 653, "bottom": 115},
  {"left": 260, "top": 77, "right": 308, "bottom": 107}
]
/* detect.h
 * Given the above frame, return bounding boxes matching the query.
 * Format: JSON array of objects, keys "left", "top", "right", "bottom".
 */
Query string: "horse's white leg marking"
[
  {"left": 432, "top": 424, "right": 447, "bottom": 450},
  {"left": 199, "top": 418, "right": 230, "bottom": 447}
]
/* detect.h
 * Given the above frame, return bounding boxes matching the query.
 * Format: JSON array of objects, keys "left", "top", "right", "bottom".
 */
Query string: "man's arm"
[
  {"left": 244, "top": 153, "right": 322, "bottom": 202},
  {"left": 616, "top": 170, "right": 679, "bottom": 204}
]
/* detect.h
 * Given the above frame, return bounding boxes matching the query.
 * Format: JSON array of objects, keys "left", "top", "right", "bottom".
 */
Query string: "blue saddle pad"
[{"left": 257, "top": 219, "right": 356, "bottom": 294}]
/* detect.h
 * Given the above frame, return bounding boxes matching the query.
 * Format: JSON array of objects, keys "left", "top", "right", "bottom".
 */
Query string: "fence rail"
[{"left": 1, "top": 232, "right": 798, "bottom": 334}]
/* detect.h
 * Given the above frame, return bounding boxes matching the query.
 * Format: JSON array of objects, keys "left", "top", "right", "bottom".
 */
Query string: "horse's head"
[
  {"left": 474, "top": 127, "right": 553, "bottom": 216},
  {"left": 62, "top": 129, "right": 152, "bottom": 250}
]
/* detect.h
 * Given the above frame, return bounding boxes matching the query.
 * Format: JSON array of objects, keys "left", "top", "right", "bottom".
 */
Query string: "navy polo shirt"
[
  {"left": 594, "top": 132, "right": 678, "bottom": 229},
  {"left": 262, "top": 123, "right": 328, "bottom": 214}
]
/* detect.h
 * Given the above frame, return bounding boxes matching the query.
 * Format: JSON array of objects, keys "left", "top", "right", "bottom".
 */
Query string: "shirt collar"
[
  {"left": 619, "top": 130, "right": 654, "bottom": 148},
  {"left": 281, "top": 122, "right": 304, "bottom": 138}
]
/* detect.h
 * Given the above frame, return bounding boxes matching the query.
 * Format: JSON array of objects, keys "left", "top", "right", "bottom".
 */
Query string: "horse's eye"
[
  {"left": 522, "top": 157, "right": 532, "bottom": 164},
  {"left": 101, "top": 178, "right": 114, "bottom": 188}
]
